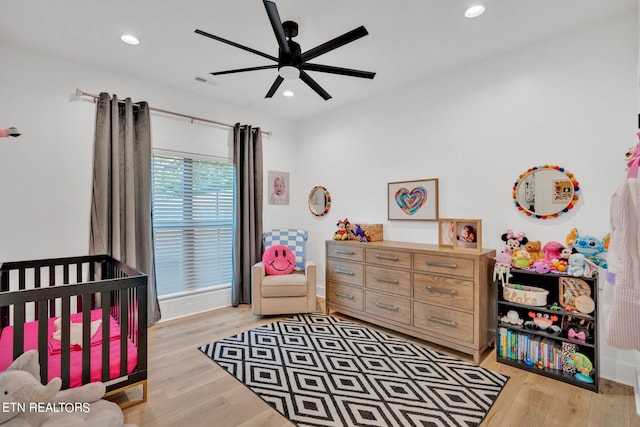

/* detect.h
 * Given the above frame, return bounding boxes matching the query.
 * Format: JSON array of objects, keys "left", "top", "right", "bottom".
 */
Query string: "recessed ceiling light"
[
  {"left": 464, "top": 4, "right": 485, "bottom": 18},
  {"left": 120, "top": 34, "right": 140, "bottom": 45},
  {"left": 282, "top": 90, "right": 294, "bottom": 97}
]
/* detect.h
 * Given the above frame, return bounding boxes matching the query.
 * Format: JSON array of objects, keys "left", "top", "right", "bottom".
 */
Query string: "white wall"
[
  {"left": 0, "top": 42, "right": 299, "bottom": 320},
  {"left": 0, "top": 42, "right": 298, "bottom": 263},
  {"left": 294, "top": 12, "right": 639, "bottom": 386}
]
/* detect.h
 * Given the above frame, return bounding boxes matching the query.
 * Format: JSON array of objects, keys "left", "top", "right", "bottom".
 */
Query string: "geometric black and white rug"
[{"left": 199, "top": 313, "right": 508, "bottom": 427}]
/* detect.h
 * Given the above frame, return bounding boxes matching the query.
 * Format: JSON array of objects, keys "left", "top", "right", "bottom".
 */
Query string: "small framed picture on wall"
[
  {"left": 453, "top": 219, "right": 482, "bottom": 253},
  {"left": 387, "top": 178, "right": 439, "bottom": 221},
  {"left": 268, "top": 171, "right": 289, "bottom": 205}
]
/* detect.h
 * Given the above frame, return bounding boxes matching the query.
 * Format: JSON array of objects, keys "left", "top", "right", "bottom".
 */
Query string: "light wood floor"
[{"left": 122, "top": 300, "right": 640, "bottom": 427}]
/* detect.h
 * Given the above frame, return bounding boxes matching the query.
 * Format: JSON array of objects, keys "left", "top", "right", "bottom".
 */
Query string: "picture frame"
[
  {"left": 452, "top": 219, "right": 482, "bottom": 253},
  {"left": 387, "top": 178, "right": 439, "bottom": 221},
  {"left": 438, "top": 218, "right": 456, "bottom": 248},
  {"left": 268, "top": 170, "right": 289, "bottom": 205}
]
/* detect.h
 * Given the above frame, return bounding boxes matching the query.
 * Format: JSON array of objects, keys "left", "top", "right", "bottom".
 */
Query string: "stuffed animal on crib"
[
  {"left": 501, "top": 230, "right": 528, "bottom": 255},
  {"left": 532, "top": 258, "right": 552, "bottom": 274},
  {"left": 350, "top": 224, "right": 370, "bottom": 242},
  {"left": 334, "top": 218, "right": 351, "bottom": 241},
  {"left": 524, "top": 240, "right": 543, "bottom": 262},
  {"left": 0, "top": 350, "right": 135, "bottom": 427},
  {"left": 567, "top": 253, "right": 586, "bottom": 277},
  {"left": 566, "top": 228, "right": 609, "bottom": 268}
]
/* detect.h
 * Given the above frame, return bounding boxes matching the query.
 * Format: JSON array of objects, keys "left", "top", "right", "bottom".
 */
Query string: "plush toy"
[
  {"left": 511, "top": 249, "right": 532, "bottom": 268},
  {"left": 532, "top": 258, "right": 552, "bottom": 274},
  {"left": 542, "top": 241, "right": 565, "bottom": 263},
  {"left": 566, "top": 228, "right": 609, "bottom": 268},
  {"left": 501, "top": 230, "right": 528, "bottom": 255},
  {"left": 493, "top": 252, "right": 513, "bottom": 285},
  {"left": 262, "top": 245, "right": 295, "bottom": 275},
  {"left": 567, "top": 253, "right": 586, "bottom": 277},
  {"left": 350, "top": 224, "right": 370, "bottom": 242},
  {"left": 334, "top": 218, "right": 350, "bottom": 241},
  {"left": 524, "top": 240, "right": 543, "bottom": 262},
  {"left": 0, "top": 350, "right": 133, "bottom": 427}
]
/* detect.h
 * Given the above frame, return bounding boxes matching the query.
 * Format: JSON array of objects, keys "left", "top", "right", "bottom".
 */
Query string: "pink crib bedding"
[{"left": 0, "top": 309, "right": 138, "bottom": 388}]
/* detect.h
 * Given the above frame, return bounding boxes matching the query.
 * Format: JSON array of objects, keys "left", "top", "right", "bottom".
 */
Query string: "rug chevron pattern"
[{"left": 199, "top": 313, "right": 508, "bottom": 427}]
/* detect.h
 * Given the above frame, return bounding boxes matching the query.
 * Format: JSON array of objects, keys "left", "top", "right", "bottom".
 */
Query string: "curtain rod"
[{"left": 75, "top": 89, "right": 272, "bottom": 136}]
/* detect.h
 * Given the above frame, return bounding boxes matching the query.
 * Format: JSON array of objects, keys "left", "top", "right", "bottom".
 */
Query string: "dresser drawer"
[
  {"left": 413, "top": 253, "right": 474, "bottom": 279},
  {"left": 365, "top": 265, "right": 411, "bottom": 297},
  {"left": 327, "top": 282, "right": 364, "bottom": 311},
  {"left": 326, "top": 259, "right": 364, "bottom": 286},
  {"left": 413, "top": 301, "right": 474, "bottom": 343},
  {"left": 365, "top": 290, "right": 411, "bottom": 325},
  {"left": 365, "top": 248, "right": 412, "bottom": 269},
  {"left": 413, "top": 273, "right": 474, "bottom": 311},
  {"left": 326, "top": 243, "right": 365, "bottom": 261}
]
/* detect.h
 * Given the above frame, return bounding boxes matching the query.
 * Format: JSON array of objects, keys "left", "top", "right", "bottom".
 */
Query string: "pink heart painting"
[{"left": 394, "top": 186, "right": 427, "bottom": 215}]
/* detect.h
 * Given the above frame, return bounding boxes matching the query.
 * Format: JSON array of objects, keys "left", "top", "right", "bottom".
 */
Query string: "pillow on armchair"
[
  {"left": 262, "top": 245, "right": 296, "bottom": 275},
  {"left": 263, "top": 229, "right": 307, "bottom": 270}
]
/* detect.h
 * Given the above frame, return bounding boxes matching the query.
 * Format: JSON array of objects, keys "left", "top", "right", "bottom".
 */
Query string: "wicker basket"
[
  {"left": 349, "top": 223, "right": 383, "bottom": 241},
  {"left": 502, "top": 283, "right": 548, "bottom": 306}
]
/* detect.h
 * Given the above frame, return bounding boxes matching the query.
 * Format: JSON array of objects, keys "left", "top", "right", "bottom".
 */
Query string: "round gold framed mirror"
[
  {"left": 308, "top": 186, "right": 331, "bottom": 216},
  {"left": 513, "top": 165, "right": 580, "bottom": 219}
]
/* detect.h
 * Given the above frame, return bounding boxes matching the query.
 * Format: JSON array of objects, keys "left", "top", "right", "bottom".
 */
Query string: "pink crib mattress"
[{"left": 0, "top": 309, "right": 138, "bottom": 388}]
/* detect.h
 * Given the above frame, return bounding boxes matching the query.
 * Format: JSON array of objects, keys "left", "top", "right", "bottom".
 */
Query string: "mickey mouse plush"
[{"left": 501, "top": 230, "right": 528, "bottom": 255}]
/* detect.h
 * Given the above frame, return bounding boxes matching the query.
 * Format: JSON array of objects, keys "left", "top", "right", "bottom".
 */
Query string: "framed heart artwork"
[{"left": 387, "top": 178, "right": 439, "bottom": 221}]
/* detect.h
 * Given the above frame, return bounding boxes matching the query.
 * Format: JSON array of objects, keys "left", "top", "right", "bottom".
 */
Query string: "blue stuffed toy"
[{"left": 566, "top": 228, "right": 609, "bottom": 268}]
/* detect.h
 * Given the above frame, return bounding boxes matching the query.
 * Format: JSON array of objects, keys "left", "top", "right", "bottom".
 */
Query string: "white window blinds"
[{"left": 151, "top": 153, "right": 235, "bottom": 297}]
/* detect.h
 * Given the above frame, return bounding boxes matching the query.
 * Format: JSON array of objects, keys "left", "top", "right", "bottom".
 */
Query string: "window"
[{"left": 151, "top": 153, "right": 234, "bottom": 298}]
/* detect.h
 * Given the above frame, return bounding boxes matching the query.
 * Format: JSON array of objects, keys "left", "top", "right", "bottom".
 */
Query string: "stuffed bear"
[
  {"left": 524, "top": 240, "right": 543, "bottom": 262},
  {"left": 0, "top": 350, "right": 135, "bottom": 427}
]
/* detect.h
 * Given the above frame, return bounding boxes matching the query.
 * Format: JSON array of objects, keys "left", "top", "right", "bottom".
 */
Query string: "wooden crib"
[{"left": 0, "top": 254, "right": 147, "bottom": 408}]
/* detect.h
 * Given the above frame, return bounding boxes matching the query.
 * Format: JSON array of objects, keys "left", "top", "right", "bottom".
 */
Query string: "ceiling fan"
[{"left": 195, "top": 0, "right": 376, "bottom": 100}]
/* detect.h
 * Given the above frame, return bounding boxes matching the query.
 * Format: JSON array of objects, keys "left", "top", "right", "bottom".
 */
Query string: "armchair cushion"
[{"left": 263, "top": 229, "right": 307, "bottom": 270}]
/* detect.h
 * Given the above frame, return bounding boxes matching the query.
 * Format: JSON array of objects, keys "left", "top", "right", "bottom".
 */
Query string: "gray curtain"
[
  {"left": 89, "top": 92, "right": 161, "bottom": 326},
  {"left": 232, "top": 123, "right": 263, "bottom": 306}
]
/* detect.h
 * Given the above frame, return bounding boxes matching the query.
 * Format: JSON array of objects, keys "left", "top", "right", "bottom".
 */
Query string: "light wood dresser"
[{"left": 325, "top": 240, "right": 496, "bottom": 364}]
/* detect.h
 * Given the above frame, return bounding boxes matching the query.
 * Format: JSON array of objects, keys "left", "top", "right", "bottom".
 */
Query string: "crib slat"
[
  {"left": 119, "top": 290, "right": 128, "bottom": 377},
  {"left": 81, "top": 295, "right": 91, "bottom": 385},
  {"left": 12, "top": 304, "right": 25, "bottom": 361},
  {"left": 101, "top": 292, "right": 111, "bottom": 382},
  {"left": 37, "top": 302, "right": 48, "bottom": 382},
  {"left": 49, "top": 266, "right": 56, "bottom": 316},
  {"left": 60, "top": 297, "right": 71, "bottom": 389}
]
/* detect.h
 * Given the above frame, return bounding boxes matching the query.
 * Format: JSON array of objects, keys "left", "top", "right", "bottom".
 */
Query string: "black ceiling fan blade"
[
  {"left": 195, "top": 29, "right": 278, "bottom": 62},
  {"left": 263, "top": 0, "right": 291, "bottom": 57},
  {"left": 299, "top": 70, "right": 331, "bottom": 100},
  {"left": 302, "top": 63, "right": 376, "bottom": 79},
  {"left": 265, "top": 76, "right": 285, "bottom": 98},
  {"left": 211, "top": 65, "right": 278, "bottom": 76},
  {"left": 300, "top": 26, "right": 369, "bottom": 63}
]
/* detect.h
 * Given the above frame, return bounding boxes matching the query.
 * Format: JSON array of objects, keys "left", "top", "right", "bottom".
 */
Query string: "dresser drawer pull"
[
  {"left": 425, "top": 261, "right": 458, "bottom": 269},
  {"left": 425, "top": 286, "right": 457, "bottom": 296},
  {"left": 375, "top": 301, "right": 399, "bottom": 312},
  {"left": 335, "top": 249, "right": 355, "bottom": 255},
  {"left": 334, "top": 268, "right": 354, "bottom": 275},
  {"left": 375, "top": 276, "right": 398, "bottom": 284},
  {"left": 374, "top": 254, "right": 399, "bottom": 261},
  {"left": 427, "top": 316, "right": 457, "bottom": 327},
  {"left": 335, "top": 291, "right": 354, "bottom": 300}
]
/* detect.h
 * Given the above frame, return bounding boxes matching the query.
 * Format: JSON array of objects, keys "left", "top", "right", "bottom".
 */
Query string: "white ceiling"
[{"left": 0, "top": 0, "right": 636, "bottom": 120}]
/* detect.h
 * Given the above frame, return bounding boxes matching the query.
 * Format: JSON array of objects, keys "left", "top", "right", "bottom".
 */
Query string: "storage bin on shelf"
[{"left": 502, "top": 283, "right": 548, "bottom": 306}]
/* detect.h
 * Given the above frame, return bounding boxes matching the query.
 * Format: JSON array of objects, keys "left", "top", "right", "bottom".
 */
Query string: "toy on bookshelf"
[
  {"left": 567, "top": 352, "right": 594, "bottom": 383},
  {"left": 524, "top": 311, "right": 562, "bottom": 335}
]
